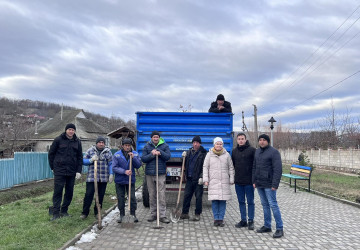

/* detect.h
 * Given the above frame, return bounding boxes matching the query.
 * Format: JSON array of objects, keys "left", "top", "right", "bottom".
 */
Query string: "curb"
[
  {"left": 280, "top": 180, "right": 360, "bottom": 209},
  {"left": 59, "top": 186, "right": 142, "bottom": 250}
]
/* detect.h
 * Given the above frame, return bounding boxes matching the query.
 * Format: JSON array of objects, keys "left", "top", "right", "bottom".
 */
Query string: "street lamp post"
[{"left": 268, "top": 116, "right": 276, "bottom": 147}]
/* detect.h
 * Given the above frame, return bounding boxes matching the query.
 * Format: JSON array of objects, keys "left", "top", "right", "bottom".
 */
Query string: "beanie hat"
[
  {"left": 258, "top": 134, "right": 270, "bottom": 143},
  {"left": 122, "top": 137, "right": 133, "bottom": 145},
  {"left": 216, "top": 94, "right": 225, "bottom": 101},
  {"left": 96, "top": 136, "right": 106, "bottom": 144},
  {"left": 192, "top": 136, "right": 202, "bottom": 144},
  {"left": 65, "top": 123, "right": 76, "bottom": 131},
  {"left": 213, "top": 137, "right": 223, "bottom": 145},
  {"left": 151, "top": 131, "right": 160, "bottom": 138}
]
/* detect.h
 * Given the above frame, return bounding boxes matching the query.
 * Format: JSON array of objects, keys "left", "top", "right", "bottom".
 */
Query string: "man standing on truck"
[
  {"left": 141, "top": 131, "right": 171, "bottom": 224},
  {"left": 208, "top": 94, "right": 232, "bottom": 113},
  {"left": 180, "top": 136, "right": 207, "bottom": 221},
  {"left": 252, "top": 134, "right": 284, "bottom": 238},
  {"left": 48, "top": 123, "right": 83, "bottom": 221}
]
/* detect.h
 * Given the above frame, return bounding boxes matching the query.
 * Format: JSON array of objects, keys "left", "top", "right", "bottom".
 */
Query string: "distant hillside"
[{"left": 0, "top": 97, "right": 134, "bottom": 131}]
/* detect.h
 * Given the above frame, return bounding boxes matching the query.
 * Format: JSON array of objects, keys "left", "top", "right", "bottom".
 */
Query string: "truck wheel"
[{"left": 142, "top": 176, "right": 150, "bottom": 208}]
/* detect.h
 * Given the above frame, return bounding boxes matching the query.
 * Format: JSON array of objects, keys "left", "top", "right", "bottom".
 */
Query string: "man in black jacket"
[
  {"left": 208, "top": 94, "right": 232, "bottom": 113},
  {"left": 232, "top": 133, "right": 256, "bottom": 230},
  {"left": 180, "top": 136, "right": 207, "bottom": 221},
  {"left": 252, "top": 134, "right": 284, "bottom": 238},
  {"left": 48, "top": 123, "right": 83, "bottom": 221}
]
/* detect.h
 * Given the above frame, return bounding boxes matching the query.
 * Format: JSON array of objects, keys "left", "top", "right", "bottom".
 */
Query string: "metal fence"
[{"left": 0, "top": 152, "right": 89, "bottom": 190}]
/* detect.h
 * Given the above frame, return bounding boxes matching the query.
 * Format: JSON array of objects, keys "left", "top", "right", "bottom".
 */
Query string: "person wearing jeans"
[
  {"left": 232, "top": 133, "right": 256, "bottom": 230},
  {"left": 252, "top": 134, "right": 284, "bottom": 238},
  {"left": 203, "top": 137, "right": 234, "bottom": 227}
]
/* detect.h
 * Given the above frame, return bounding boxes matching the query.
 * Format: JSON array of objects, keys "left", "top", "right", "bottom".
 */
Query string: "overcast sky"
[{"left": 1, "top": 0, "right": 359, "bottom": 131}]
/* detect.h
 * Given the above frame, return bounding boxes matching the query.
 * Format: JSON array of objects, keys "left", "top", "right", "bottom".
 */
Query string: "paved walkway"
[{"left": 72, "top": 184, "right": 360, "bottom": 249}]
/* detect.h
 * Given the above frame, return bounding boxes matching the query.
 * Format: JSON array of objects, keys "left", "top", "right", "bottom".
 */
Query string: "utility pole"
[{"left": 253, "top": 104, "right": 258, "bottom": 147}]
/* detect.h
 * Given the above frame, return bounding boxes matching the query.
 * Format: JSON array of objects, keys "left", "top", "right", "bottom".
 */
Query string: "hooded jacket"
[
  {"left": 184, "top": 145, "right": 207, "bottom": 182},
  {"left": 203, "top": 148, "right": 235, "bottom": 200},
  {"left": 231, "top": 140, "right": 256, "bottom": 185},
  {"left": 252, "top": 145, "right": 282, "bottom": 189},
  {"left": 141, "top": 137, "right": 171, "bottom": 176},
  {"left": 48, "top": 132, "right": 83, "bottom": 176}
]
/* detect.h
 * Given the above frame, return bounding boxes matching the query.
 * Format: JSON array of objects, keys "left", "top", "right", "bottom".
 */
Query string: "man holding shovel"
[
  {"left": 180, "top": 136, "right": 207, "bottom": 221},
  {"left": 80, "top": 136, "right": 113, "bottom": 219},
  {"left": 113, "top": 138, "right": 141, "bottom": 223},
  {"left": 141, "top": 131, "right": 171, "bottom": 224}
]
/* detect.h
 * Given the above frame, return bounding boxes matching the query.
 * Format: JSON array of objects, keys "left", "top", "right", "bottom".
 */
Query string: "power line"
[
  {"left": 263, "top": 4, "right": 360, "bottom": 108},
  {"left": 274, "top": 70, "right": 360, "bottom": 117}
]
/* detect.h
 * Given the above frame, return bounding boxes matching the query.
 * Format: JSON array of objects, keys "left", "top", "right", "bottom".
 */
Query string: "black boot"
[
  {"left": 248, "top": 220, "right": 254, "bottom": 230},
  {"left": 117, "top": 215, "right": 124, "bottom": 223},
  {"left": 50, "top": 214, "right": 60, "bottom": 221},
  {"left": 235, "top": 220, "right": 248, "bottom": 228},
  {"left": 131, "top": 212, "right": 139, "bottom": 223},
  {"left": 273, "top": 229, "right": 284, "bottom": 238}
]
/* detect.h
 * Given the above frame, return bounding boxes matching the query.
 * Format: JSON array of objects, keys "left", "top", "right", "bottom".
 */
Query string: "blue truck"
[{"left": 136, "top": 112, "right": 234, "bottom": 207}]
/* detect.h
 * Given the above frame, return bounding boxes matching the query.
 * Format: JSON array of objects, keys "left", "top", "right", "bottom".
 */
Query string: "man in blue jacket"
[
  {"left": 112, "top": 138, "right": 141, "bottom": 223},
  {"left": 141, "top": 131, "right": 171, "bottom": 223},
  {"left": 252, "top": 134, "right": 284, "bottom": 238}
]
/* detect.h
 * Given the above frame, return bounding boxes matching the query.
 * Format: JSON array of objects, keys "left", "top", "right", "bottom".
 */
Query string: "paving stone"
[{"left": 72, "top": 183, "right": 360, "bottom": 249}]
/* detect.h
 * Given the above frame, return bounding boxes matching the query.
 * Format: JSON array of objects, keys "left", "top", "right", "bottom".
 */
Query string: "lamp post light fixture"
[{"left": 268, "top": 116, "right": 276, "bottom": 147}]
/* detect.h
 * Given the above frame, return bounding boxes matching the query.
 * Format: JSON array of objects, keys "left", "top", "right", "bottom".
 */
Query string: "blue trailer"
[{"left": 136, "top": 112, "right": 234, "bottom": 207}]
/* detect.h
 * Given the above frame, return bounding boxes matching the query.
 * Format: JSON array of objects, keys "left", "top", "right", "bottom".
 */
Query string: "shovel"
[
  {"left": 153, "top": 154, "right": 163, "bottom": 230},
  {"left": 170, "top": 154, "right": 186, "bottom": 223},
  {"left": 94, "top": 160, "right": 103, "bottom": 230},
  {"left": 122, "top": 156, "right": 135, "bottom": 228}
]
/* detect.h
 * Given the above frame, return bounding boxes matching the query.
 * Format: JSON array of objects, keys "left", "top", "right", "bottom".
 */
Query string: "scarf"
[{"left": 212, "top": 147, "right": 224, "bottom": 156}]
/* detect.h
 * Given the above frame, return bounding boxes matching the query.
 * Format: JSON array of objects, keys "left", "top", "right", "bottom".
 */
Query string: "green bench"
[{"left": 282, "top": 164, "right": 313, "bottom": 192}]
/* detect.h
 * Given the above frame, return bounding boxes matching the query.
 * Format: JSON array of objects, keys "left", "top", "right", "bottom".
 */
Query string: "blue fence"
[{"left": 0, "top": 152, "right": 89, "bottom": 190}]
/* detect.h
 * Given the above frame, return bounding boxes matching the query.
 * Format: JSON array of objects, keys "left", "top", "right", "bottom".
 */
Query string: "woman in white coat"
[{"left": 203, "top": 137, "right": 235, "bottom": 227}]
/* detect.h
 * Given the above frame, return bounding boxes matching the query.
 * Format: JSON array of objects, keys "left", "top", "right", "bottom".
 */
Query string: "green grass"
[
  {"left": 0, "top": 168, "right": 145, "bottom": 250},
  {"left": 282, "top": 164, "right": 360, "bottom": 203}
]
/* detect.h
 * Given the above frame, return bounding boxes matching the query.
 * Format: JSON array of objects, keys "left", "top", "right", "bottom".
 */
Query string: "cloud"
[{"left": 1, "top": 0, "right": 360, "bottom": 131}]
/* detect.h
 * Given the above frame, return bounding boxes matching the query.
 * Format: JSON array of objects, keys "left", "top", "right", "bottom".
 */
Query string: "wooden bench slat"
[
  {"left": 291, "top": 167, "right": 311, "bottom": 174},
  {"left": 282, "top": 174, "right": 307, "bottom": 179},
  {"left": 291, "top": 170, "right": 310, "bottom": 177},
  {"left": 291, "top": 164, "right": 312, "bottom": 171}
]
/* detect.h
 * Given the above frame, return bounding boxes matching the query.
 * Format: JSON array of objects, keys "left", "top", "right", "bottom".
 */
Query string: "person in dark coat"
[
  {"left": 208, "top": 94, "right": 232, "bottom": 113},
  {"left": 112, "top": 137, "right": 141, "bottom": 223},
  {"left": 141, "top": 131, "right": 171, "bottom": 224},
  {"left": 48, "top": 123, "right": 83, "bottom": 221},
  {"left": 252, "top": 134, "right": 284, "bottom": 238},
  {"left": 232, "top": 133, "right": 256, "bottom": 230},
  {"left": 180, "top": 136, "right": 207, "bottom": 221}
]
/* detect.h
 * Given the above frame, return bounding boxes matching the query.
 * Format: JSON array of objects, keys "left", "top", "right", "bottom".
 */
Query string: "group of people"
[{"left": 47, "top": 94, "right": 283, "bottom": 239}]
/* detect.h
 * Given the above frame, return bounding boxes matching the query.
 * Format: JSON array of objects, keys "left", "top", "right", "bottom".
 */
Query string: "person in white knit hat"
[{"left": 203, "top": 137, "right": 235, "bottom": 227}]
